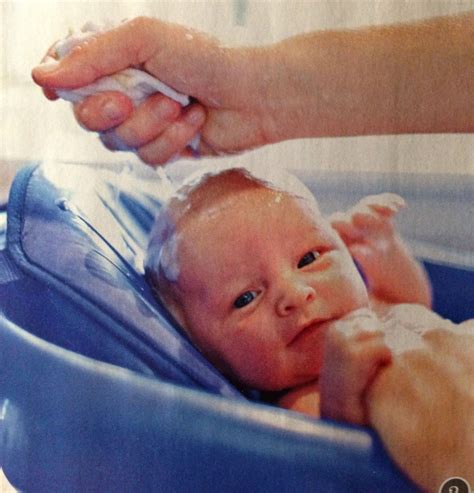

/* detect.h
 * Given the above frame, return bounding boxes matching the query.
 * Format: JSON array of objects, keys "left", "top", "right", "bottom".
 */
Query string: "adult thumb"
[{"left": 31, "top": 17, "right": 161, "bottom": 90}]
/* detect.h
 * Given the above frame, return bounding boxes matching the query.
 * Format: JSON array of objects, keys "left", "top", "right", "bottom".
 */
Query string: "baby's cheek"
[
  {"left": 237, "top": 353, "right": 287, "bottom": 390},
  {"left": 221, "top": 331, "right": 273, "bottom": 385},
  {"left": 341, "top": 260, "right": 369, "bottom": 304},
  {"left": 251, "top": 344, "right": 296, "bottom": 390}
]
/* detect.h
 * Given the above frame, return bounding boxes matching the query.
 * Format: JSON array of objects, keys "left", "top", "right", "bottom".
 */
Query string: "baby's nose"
[{"left": 276, "top": 279, "right": 316, "bottom": 317}]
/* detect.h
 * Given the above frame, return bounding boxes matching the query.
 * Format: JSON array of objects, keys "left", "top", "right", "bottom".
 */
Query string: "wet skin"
[{"left": 166, "top": 186, "right": 369, "bottom": 390}]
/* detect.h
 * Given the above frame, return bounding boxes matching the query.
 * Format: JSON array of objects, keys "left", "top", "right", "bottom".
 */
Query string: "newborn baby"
[{"left": 145, "top": 166, "right": 464, "bottom": 424}]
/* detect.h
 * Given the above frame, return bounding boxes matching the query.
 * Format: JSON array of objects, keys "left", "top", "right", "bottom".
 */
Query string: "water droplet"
[{"left": 55, "top": 197, "right": 79, "bottom": 215}]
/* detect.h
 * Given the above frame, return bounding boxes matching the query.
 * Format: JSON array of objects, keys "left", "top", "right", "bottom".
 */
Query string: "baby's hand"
[
  {"left": 330, "top": 193, "right": 431, "bottom": 306},
  {"left": 329, "top": 193, "right": 405, "bottom": 268},
  {"left": 319, "top": 309, "right": 392, "bottom": 425},
  {"left": 330, "top": 194, "right": 407, "bottom": 298}
]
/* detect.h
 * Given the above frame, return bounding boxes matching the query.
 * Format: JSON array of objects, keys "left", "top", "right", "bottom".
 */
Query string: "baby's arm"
[
  {"left": 330, "top": 194, "right": 431, "bottom": 307},
  {"left": 277, "top": 381, "right": 321, "bottom": 418}
]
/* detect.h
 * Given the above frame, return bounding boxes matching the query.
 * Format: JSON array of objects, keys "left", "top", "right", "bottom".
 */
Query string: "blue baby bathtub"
[{"left": 0, "top": 162, "right": 472, "bottom": 492}]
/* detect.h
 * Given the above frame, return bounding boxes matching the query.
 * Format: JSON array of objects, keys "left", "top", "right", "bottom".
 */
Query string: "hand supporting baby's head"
[{"left": 145, "top": 165, "right": 369, "bottom": 391}]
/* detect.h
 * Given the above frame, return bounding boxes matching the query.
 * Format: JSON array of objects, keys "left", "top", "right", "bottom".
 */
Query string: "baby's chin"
[{"left": 231, "top": 366, "right": 316, "bottom": 393}]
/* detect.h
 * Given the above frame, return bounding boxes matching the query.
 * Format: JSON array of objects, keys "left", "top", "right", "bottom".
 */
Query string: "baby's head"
[{"left": 145, "top": 166, "right": 368, "bottom": 391}]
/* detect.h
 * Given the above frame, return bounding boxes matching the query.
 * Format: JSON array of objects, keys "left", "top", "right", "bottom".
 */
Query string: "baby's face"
[{"left": 167, "top": 186, "right": 369, "bottom": 391}]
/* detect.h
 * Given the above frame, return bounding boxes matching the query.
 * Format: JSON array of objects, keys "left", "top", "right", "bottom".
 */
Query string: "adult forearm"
[
  {"left": 366, "top": 328, "right": 474, "bottom": 492},
  {"left": 246, "top": 12, "right": 474, "bottom": 141},
  {"left": 33, "top": 12, "right": 473, "bottom": 163}
]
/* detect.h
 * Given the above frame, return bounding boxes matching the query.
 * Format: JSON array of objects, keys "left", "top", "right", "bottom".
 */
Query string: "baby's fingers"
[
  {"left": 362, "top": 193, "right": 406, "bottom": 218},
  {"left": 331, "top": 308, "right": 380, "bottom": 338},
  {"left": 351, "top": 194, "right": 405, "bottom": 231},
  {"left": 43, "top": 86, "right": 59, "bottom": 101},
  {"left": 329, "top": 212, "right": 363, "bottom": 243},
  {"left": 357, "top": 337, "right": 393, "bottom": 375},
  {"left": 351, "top": 207, "right": 385, "bottom": 230}
]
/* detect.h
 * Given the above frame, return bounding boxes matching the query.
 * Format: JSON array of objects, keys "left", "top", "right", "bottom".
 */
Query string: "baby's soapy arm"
[{"left": 330, "top": 193, "right": 432, "bottom": 308}]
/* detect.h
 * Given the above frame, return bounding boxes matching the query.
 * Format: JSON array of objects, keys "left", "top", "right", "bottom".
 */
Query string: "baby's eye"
[
  {"left": 234, "top": 291, "right": 258, "bottom": 309},
  {"left": 298, "top": 251, "right": 320, "bottom": 268}
]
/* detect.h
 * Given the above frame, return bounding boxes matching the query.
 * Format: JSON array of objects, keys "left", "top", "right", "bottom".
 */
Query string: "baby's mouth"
[{"left": 288, "top": 318, "right": 336, "bottom": 346}]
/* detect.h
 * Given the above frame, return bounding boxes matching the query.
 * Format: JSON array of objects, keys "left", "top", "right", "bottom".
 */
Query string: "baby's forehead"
[
  {"left": 148, "top": 170, "right": 334, "bottom": 288},
  {"left": 175, "top": 184, "right": 319, "bottom": 234},
  {"left": 172, "top": 168, "right": 319, "bottom": 221}
]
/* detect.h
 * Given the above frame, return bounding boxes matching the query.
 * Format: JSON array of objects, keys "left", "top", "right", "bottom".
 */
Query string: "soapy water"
[{"left": 173, "top": 162, "right": 320, "bottom": 213}]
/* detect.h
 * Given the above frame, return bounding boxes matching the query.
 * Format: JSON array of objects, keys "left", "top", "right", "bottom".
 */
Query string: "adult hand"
[
  {"left": 32, "top": 17, "right": 275, "bottom": 165},
  {"left": 367, "top": 325, "right": 474, "bottom": 492},
  {"left": 319, "top": 308, "right": 392, "bottom": 425},
  {"left": 32, "top": 13, "right": 474, "bottom": 166}
]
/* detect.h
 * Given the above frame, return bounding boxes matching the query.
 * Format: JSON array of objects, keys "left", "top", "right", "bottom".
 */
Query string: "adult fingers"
[
  {"left": 137, "top": 104, "right": 206, "bottom": 166},
  {"left": 31, "top": 17, "right": 164, "bottom": 90},
  {"left": 73, "top": 92, "right": 134, "bottom": 132},
  {"left": 39, "top": 42, "right": 62, "bottom": 100},
  {"left": 43, "top": 87, "right": 59, "bottom": 101},
  {"left": 109, "top": 94, "right": 182, "bottom": 148},
  {"left": 423, "top": 329, "right": 474, "bottom": 369}
]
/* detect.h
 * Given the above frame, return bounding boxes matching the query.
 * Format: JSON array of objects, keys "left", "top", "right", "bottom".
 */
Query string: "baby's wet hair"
[{"left": 145, "top": 164, "right": 319, "bottom": 297}]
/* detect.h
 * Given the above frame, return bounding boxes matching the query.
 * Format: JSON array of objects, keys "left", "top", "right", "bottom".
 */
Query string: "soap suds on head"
[
  {"left": 174, "top": 163, "right": 320, "bottom": 213},
  {"left": 145, "top": 164, "right": 321, "bottom": 294},
  {"left": 155, "top": 167, "right": 176, "bottom": 201},
  {"left": 145, "top": 206, "right": 177, "bottom": 284},
  {"left": 158, "top": 231, "right": 181, "bottom": 283}
]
